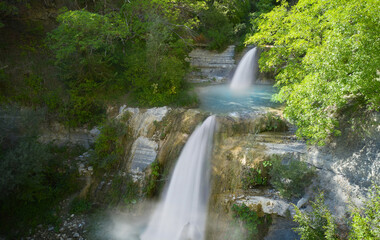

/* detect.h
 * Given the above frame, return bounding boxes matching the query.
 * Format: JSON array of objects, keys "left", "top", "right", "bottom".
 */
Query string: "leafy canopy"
[{"left": 247, "top": 0, "right": 380, "bottom": 145}]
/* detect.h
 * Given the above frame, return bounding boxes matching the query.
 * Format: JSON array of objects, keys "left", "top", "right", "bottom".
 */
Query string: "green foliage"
[
  {"left": 292, "top": 184, "right": 380, "bottom": 240},
  {"left": 247, "top": 0, "right": 380, "bottom": 145},
  {"left": 12, "top": 73, "right": 46, "bottom": 107},
  {"left": 0, "top": 68, "right": 10, "bottom": 102},
  {"left": 293, "top": 192, "right": 338, "bottom": 240},
  {"left": 47, "top": 9, "right": 130, "bottom": 126},
  {"left": 269, "top": 156, "right": 315, "bottom": 199},
  {"left": 70, "top": 197, "right": 92, "bottom": 214},
  {"left": 199, "top": 6, "right": 233, "bottom": 50},
  {"left": 47, "top": 2, "right": 196, "bottom": 121},
  {"left": 349, "top": 184, "right": 380, "bottom": 240},
  {"left": 264, "top": 112, "right": 287, "bottom": 132},
  {"left": 92, "top": 120, "right": 127, "bottom": 172},
  {"left": 242, "top": 160, "right": 272, "bottom": 189},
  {"left": 249, "top": 0, "right": 277, "bottom": 33},
  {"left": 144, "top": 161, "right": 163, "bottom": 198},
  {"left": 0, "top": 1, "right": 23, "bottom": 28},
  {"left": 0, "top": 108, "right": 83, "bottom": 237},
  {"left": 231, "top": 203, "right": 271, "bottom": 239},
  {"left": 108, "top": 174, "right": 139, "bottom": 206}
]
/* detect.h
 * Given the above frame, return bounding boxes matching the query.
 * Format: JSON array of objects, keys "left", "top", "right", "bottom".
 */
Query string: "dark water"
[{"left": 196, "top": 84, "right": 280, "bottom": 113}]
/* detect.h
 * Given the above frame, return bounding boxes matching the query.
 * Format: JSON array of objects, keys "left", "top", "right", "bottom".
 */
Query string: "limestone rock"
[
  {"left": 235, "top": 196, "right": 291, "bottom": 217},
  {"left": 187, "top": 45, "right": 235, "bottom": 83},
  {"left": 118, "top": 106, "right": 170, "bottom": 138},
  {"left": 130, "top": 136, "right": 158, "bottom": 172}
]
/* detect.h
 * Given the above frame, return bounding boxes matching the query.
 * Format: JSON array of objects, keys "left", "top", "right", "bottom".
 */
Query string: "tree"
[{"left": 246, "top": 0, "right": 380, "bottom": 145}]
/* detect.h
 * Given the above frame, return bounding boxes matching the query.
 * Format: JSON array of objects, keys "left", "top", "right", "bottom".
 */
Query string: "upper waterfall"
[
  {"left": 140, "top": 115, "right": 217, "bottom": 240},
  {"left": 230, "top": 47, "right": 259, "bottom": 90}
]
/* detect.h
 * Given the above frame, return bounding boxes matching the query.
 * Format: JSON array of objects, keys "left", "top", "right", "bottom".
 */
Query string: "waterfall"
[
  {"left": 230, "top": 47, "right": 259, "bottom": 90},
  {"left": 140, "top": 116, "right": 217, "bottom": 240}
]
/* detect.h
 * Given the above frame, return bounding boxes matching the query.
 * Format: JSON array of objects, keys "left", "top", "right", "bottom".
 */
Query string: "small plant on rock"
[{"left": 242, "top": 160, "right": 272, "bottom": 189}]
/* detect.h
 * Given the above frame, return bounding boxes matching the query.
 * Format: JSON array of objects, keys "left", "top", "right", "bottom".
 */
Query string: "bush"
[
  {"left": 292, "top": 184, "right": 380, "bottom": 240},
  {"left": 242, "top": 160, "right": 272, "bottom": 189},
  {"left": 92, "top": 120, "right": 127, "bottom": 172},
  {"left": 293, "top": 192, "right": 338, "bottom": 240},
  {"left": 269, "top": 156, "right": 315, "bottom": 199},
  {"left": 349, "top": 184, "right": 380, "bottom": 240}
]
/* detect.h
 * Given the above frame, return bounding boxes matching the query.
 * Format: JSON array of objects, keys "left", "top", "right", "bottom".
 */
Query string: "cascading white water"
[
  {"left": 230, "top": 47, "right": 259, "bottom": 91},
  {"left": 140, "top": 116, "right": 217, "bottom": 240}
]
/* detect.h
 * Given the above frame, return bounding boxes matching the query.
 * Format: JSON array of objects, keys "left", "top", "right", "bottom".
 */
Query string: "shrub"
[
  {"left": 292, "top": 184, "right": 380, "bottom": 240},
  {"left": 293, "top": 192, "right": 338, "bottom": 240},
  {"left": 269, "top": 156, "right": 315, "bottom": 199},
  {"left": 92, "top": 120, "right": 127, "bottom": 172},
  {"left": 349, "top": 184, "right": 380, "bottom": 240}
]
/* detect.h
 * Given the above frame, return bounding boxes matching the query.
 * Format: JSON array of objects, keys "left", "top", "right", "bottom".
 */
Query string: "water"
[
  {"left": 230, "top": 47, "right": 259, "bottom": 90},
  {"left": 196, "top": 84, "right": 280, "bottom": 114},
  {"left": 140, "top": 116, "right": 217, "bottom": 240}
]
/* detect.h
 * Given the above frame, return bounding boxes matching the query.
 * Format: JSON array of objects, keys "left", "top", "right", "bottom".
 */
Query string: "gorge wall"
[{"left": 38, "top": 107, "right": 379, "bottom": 239}]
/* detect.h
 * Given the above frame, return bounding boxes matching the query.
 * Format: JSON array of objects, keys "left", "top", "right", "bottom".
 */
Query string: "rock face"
[
  {"left": 304, "top": 113, "right": 380, "bottom": 218},
  {"left": 39, "top": 122, "right": 100, "bottom": 149},
  {"left": 87, "top": 107, "right": 209, "bottom": 204},
  {"left": 187, "top": 45, "right": 236, "bottom": 83},
  {"left": 206, "top": 111, "right": 379, "bottom": 239},
  {"left": 64, "top": 104, "right": 377, "bottom": 239},
  {"left": 130, "top": 136, "right": 158, "bottom": 172}
]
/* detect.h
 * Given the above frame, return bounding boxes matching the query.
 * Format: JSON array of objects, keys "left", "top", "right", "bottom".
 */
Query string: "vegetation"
[
  {"left": 91, "top": 119, "right": 127, "bottom": 172},
  {"left": 231, "top": 203, "right": 271, "bottom": 239},
  {"left": 293, "top": 192, "right": 338, "bottom": 240},
  {"left": 349, "top": 184, "right": 380, "bottom": 240},
  {"left": 242, "top": 160, "right": 272, "bottom": 189},
  {"left": 0, "top": 108, "right": 84, "bottom": 237},
  {"left": 107, "top": 174, "right": 139, "bottom": 206},
  {"left": 269, "top": 156, "right": 315, "bottom": 199},
  {"left": 144, "top": 160, "right": 163, "bottom": 198},
  {"left": 247, "top": 0, "right": 380, "bottom": 145},
  {"left": 293, "top": 185, "right": 380, "bottom": 240},
  {"left": 70, "top": 197, "right": 92, "bottom": 214},
  {"left": 1, "top": 0, "right": 379, "bottom": 238}
]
